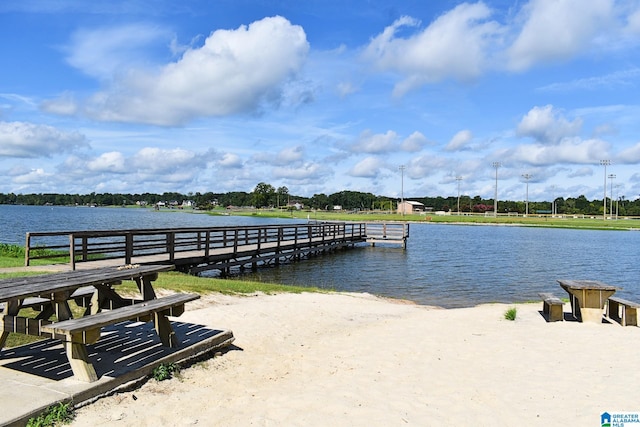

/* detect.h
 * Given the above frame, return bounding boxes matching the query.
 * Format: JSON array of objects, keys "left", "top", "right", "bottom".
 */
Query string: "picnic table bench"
[
  {"left": 606, "top": 296, "right": 640, "bottom": 327},
  {"left": 0, "top": 264, "right": 200, "bottom": 382},
  {"left": 538, "top": 292, "right": 564, "bottom": 322}
]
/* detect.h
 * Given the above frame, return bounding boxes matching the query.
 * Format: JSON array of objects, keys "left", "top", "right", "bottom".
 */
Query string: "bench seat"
[
  {"left": 607, "top": 296, "right": 639, "bottom": 326},
  {"left": 539, "top": 292, "right": 564, "bottom": 322},
  {"left": 40, "top": 292, "right": 200, "bottom": 382}
]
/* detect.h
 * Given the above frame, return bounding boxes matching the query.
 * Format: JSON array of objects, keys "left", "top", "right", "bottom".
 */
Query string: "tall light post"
[
  {"left": 600, "top": 160, "right": 610, "bottom": 220},
  {"left": 522, "top": 173, "right": 531, "bottom": 216},
  {"left": 456, "top": 176, "right": 462, "bottom": 215},
  {"left": 492, "top": 162, "right": 501, "bottom": 217},
  {"left": 399, "top": 165, "right": 405, "bottom": 216},
  {"left": 608, "top": 174, "right": 616, "bottom": 220}
]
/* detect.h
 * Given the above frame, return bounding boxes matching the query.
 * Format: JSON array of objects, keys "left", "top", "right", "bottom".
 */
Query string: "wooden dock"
[{"left": 25, "top": 222, "right": 409, "bottom": 275}]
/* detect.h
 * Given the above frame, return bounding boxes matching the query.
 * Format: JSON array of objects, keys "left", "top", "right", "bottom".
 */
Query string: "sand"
[{"left": 68, "top": 292, "right": 640, "bottom": 426}]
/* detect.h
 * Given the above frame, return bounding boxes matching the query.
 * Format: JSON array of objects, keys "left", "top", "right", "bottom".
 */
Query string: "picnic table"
[
  {"left": 0, "top": 264, "right": 199, "bottom": 382},
  {"left": 557, "top": 279, "right": 620, "bottom": 323}
]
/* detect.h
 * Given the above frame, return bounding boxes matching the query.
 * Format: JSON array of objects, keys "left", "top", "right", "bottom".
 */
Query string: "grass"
[
  {"left": 0, "top": 243, "right": 69, "bottom": 268},
  {"left": 26, "top": 402, "right": 74, "bottom": 427},
  {"left": 218, "top": 208, "right": 640, "bottom": 231},
  {"left": 504, "top": 307, "right": 517, "bottom": 321}
]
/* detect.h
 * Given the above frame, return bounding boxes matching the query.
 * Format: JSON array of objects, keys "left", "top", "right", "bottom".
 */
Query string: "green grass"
[
  {"left": 219, "top": 208, "right": 640, "bottom": 231},
  {"left": 504, "top": 307, "right": 517, "bottom": 321},
  {"left": 0, "top": 243, "right": 69, "bottom": 268},
  {"left": 26, "top": 402, "right": 74, "bottom": 427}
]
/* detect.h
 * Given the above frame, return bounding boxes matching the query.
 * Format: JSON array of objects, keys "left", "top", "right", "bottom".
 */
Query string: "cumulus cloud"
[
  {"left": 218, "top": 153, "right": 243, "bottom": 168},
  {"left": 506, "top": 137, "right": 609, "bottom": 165},
  {"left": 516, "top": 105, "right": 582, "bottom": 144},
  {"left": 568, "top": 166, "right": 594, "bottom": 178},
  {"left": 407, "top": 153, "right": 448, "bottom": 178},
  {"left": 349, "top": 156, "right": 384, "bottom": 178},
  {"left": 445, "top": 130, "right": 473, "bottom": 151},
  {"left": 401, "top": 131, "right": 427, "bottom": 152},
  {"left": 617, "top": 142, "right": 640, "bottom": 163},
  {"left": 130, "top": 147, "right": 207, "bottom": 173},
  {"left": 86, "top": 151, "right": 127, "bottom": 173},
  {"left": 362, "top": 3, "right": 501, "bottom": 96},
  {"left": 352, "top": 130, "right": 398, "bottom": 153},
  {"left": 272, "top": 162, "right": 328, "bottom": 181},
  {"left": 76, "top": 16, "right": 309, "bottom": 125},
  {"left": 275, "top": 146, "right": 304, "bottom": 165},
  {"left": 0, "top": 121, "right": 88, "bottom": 158},
  {"left": 507, "top": 0, "right": 613, "bottom": 71}
]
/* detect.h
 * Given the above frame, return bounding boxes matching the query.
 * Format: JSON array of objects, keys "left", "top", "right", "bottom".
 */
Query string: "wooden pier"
[{"left": 25, "top": 222, "right": 409, "bottom": 275}]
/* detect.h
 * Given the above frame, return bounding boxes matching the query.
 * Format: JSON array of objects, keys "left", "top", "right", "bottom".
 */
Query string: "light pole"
[
  {"left": 492, "top": 162, "right": 501, "bottom": 217},
  {"left": 456, "top": 176, "right": 462, "bottom": 215},
  {"left": 609, "top": 174, "right": 616, "bottom": 220},
  {"left": 600, "top": 160, "right": 610, "bottom": 220},
  {"left": 522, "top": 173, "right": 531, "bottom": 216},
  {"left": 399, "top": 165, "right": 405, "bottom": 216}
]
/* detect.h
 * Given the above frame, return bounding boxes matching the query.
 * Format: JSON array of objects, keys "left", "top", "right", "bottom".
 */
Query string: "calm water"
[{"left": 2, "top": 205, "right": 639, "bottom": 308}]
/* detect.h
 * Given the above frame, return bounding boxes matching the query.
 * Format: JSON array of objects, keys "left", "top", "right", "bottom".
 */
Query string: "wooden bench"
[
  {"left": 539, "top": 292, "right": 564, "bottom": 322},
  {"left": 607, "top": 296, "right": 639, "bottom": 326},
  {"left": 40, "top": 292, "right": 200, "bottom": 382}
]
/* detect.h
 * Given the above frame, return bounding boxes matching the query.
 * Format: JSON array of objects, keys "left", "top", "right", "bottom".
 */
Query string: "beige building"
[{"left": 397, "top": 200, "right": 425, "bottom": 214}]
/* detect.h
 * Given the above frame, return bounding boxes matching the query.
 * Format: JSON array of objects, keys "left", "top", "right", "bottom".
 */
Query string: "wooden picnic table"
[
  {"left": 557, "top": 279, "right": 620, "bottom": 323},
  {"left": 0, "top": 264, "right": 199, "bottom": 382}
]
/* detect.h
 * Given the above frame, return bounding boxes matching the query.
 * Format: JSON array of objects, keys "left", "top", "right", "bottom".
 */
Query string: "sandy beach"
[{"left": 68, "top": 292, "right": 640, "bottom": 426}]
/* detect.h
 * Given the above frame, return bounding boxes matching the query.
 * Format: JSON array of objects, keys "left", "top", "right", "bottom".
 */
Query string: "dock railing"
[{"left": 25, "top": 222, "right": 373, "bottom": 269}]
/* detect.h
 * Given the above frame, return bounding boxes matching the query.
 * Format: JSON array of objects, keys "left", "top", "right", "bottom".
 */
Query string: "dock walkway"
[{"left": 25, "top": 222, "right": 409, "bottom": 274}]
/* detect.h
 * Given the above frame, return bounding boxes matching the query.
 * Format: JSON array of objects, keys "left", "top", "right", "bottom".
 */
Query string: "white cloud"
[
  {"left": 275, "top": 146, "right": 304, "bottom": 165},
  {"left": 617, "top": 142, "right": 640, "bottom": 163},
  {"left": 445, "top": 129, "right": 473, "bottom": 151},
  {"left": 407, "top": 153, "right": 448, "bottom": 179},
  {"left": 86, "top": 151, "right": 127, "bottom": 173},
  {"left": 352, "top": 130, "right": 398, "bottom": 153},
  {"left": 568, "top": 166, "right": 594, "bottom": 178},
  {"left": 65, "top": 23, "right": 172, "bottom": 80},
  {"left": 507, "top": 0, "right": 614, "bottom": 71},
  {"left": 401, "top": 131, "right": 427, "bottom": 152},
  {"left": 40, "top": 92, "right": 79, "bottom": 116},
  {"left": 516, "top": 105, "right": 582, "bottom": 144},
  {"left": 506, "top": 137, "right": 609, "bottom": 165},
  {"left": 130, "top": 147, "right": 205, "bottom": 172},
  {"left": 218, "top": 153, "right": 243, "bottom": 168},
  {"left": 362, "top": 3, "right": 501, "bottom": 96},
  {"left": 80, "top": 16, "right": 309, "bottom": 125},
  {"left": 272, "top": 162, "right": 328, "bottom": 181},
  {"left": 0, "top": 121, "right": 88, "bottom": 158},
  {"left": 628, "top": 8, "right": 640, "bottom": 34},
  {"left": 349, "top": 156, "right": 384, "bottom": 178}
]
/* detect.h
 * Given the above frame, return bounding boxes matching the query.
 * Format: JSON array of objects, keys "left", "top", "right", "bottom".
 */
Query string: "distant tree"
[
  {"left": 276, "top": 186, "right": 289, "bottom": 207},
  {"left": 253, "top": 182, "right": 275, "bottom": 208}
]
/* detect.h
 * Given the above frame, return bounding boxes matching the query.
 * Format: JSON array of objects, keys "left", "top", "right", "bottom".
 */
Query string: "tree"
[
  {"left": 276, "top": 186, "right": 289, "bottom": 208},
  {"left": 252, "top": 182, "right": 275, "bottom": 208}
]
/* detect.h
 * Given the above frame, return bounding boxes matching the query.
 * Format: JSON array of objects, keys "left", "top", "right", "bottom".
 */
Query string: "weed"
[
  {"left": 27, "top": 402, "right": 74, "bottom": 427},
  {"left": 152, "top": 362, "right": 180, "bottom": 381},
  {"left": 504, "top": 307, "right": 517, "bottom": 321}
]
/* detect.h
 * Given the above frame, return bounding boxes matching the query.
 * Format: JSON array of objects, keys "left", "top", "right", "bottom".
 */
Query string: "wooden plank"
[
  {"left": 0, "top": 264, "right": 173, "bottom": 302},
  {"left": 41, "top": 293, "right": 199, "bottom": 336}
]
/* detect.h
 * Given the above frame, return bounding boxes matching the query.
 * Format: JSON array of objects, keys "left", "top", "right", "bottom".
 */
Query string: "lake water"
[{"left": 2, "top": 205, "right": 638, "bottom": 308}]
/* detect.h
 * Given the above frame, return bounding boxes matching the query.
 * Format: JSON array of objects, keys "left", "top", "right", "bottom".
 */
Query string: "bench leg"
[
  {"left": 608, "top": 300, "right": 621, "bottom": 323},
  {"left": 65, "top": 340, "right": 98, "bottom": 382},
  {"left": 549, "top": 303, "right": 563, "bottom": 322},
  {"left": 623, "top": 307, "right": 638, "bottom": 327},
  {"left": 154, "top": 313, "right": 179, "bottom": 348}
]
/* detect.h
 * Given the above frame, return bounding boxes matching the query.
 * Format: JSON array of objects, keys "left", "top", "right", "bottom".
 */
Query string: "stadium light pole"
[
  {"left": 492, "top": 162, "right": 501, "bottom": 217},
  {"left": 456, "top": 176, "right": 462, "bottom": 215},
  {"left": 522, "top": 173, "right": 532, "bottom": 216},
  {"left": 609, "top": 174, "right": 616, "bottom": 220},
  {"left": 600, "top": 160, "right": 610, "bottom": 220},
  {"left": 399, "top": 165, "right": 405, "bottom": 216}
]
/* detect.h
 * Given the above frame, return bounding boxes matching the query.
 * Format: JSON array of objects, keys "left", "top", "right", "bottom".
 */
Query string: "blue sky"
[{"left": 1, "top": 0, "right": 640, "bottom": 203}]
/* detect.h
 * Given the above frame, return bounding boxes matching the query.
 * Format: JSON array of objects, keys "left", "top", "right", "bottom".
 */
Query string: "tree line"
[{"left": 1, "top": 183, "right": 639, "bottom": 216}]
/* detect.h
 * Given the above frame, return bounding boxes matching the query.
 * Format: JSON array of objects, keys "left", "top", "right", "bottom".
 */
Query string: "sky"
[{"left": 1, "top": 0, "right": 640, "bottom": 204}]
